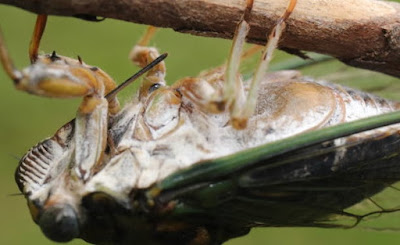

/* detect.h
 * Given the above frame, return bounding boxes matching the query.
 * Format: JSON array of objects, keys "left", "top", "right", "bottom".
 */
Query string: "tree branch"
[{"left": 1, "top": 0, "right": 400, "bottom": 78}]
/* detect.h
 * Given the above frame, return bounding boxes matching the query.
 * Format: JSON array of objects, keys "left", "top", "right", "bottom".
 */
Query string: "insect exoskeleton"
[{"left": 2, "top": 0, "right": 400, "bottom": 244}]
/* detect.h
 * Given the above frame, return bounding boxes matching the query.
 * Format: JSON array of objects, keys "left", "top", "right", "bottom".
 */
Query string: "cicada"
[{"left": 2, "top": 0, "right": 400, "bottom": 244}]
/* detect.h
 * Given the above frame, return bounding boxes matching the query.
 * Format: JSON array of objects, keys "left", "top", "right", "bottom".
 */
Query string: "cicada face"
[{"left": 14, "top": 121, "right": 79, "bottom": 242}]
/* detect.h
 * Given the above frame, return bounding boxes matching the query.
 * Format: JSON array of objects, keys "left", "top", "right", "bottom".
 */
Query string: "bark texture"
[{"left": 1, "top": 0, "right": 400, "bottom": 77}]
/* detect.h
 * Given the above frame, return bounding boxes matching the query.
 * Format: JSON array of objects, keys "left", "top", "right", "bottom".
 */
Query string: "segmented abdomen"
[{"left": 321, "top": 81, "right": 400, "bottom": 122}]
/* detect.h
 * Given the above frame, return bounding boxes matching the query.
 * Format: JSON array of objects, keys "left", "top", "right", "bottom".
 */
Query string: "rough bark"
[{"left": 1, "top": 0, "right": 400, "bottom": 78}]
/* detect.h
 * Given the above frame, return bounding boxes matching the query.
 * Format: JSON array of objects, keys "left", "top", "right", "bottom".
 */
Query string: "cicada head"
[{"left": 15, "top": 121, "right": 82, "bottom": 242}]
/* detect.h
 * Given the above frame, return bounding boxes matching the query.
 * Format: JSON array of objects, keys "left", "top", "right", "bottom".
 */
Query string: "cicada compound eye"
[{"left": 38, "top": 203, "right": 80, "bottom": 242}]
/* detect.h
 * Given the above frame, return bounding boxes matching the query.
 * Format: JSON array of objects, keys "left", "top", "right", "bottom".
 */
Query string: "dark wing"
[{"left": 153, "top": 111, "right": 400, "bottom": 241}]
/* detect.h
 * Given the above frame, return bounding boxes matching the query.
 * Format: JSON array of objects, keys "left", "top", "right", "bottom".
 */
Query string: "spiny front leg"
[
  {"left": 1, "top": 15, "right": 121, "bottom": 115},
  {"left": 0, "top": 15, "right": 116, "bottom": 180}
]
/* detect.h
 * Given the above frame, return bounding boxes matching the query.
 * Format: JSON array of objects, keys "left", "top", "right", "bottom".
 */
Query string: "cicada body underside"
[
  {"left": 14, "top": 70, "right": 400, "bottom": 244},
  {"left": 2, "top": 0, "right": 400, "bottom": 244}
]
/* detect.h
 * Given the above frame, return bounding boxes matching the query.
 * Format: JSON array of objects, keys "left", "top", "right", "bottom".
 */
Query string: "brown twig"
[{"left": 1, "top": 0, "right": 400, "bottom": 77}]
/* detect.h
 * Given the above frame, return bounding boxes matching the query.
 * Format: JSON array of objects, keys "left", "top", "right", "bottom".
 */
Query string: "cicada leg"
[
  {"left": 0, "top": 15, "right": 123, "bottom": 180},
  {"left": 29, "top": 14, "right": 47, "bottom": 63},
  {"left": 176, "top": 0, "right": 297, "bottom": 129},
  {"left": 172, "top": 0, "right": 254, "bottom": 115},
  {"left": 220, "top": 0, "right": 253, "bottom": 114},
  {"left": 31, "top": 15, "right": 121, "bottom": 115},
  {"left": 231, "top": 0, "right": 297, "bottom": 129},
  {"left": 129, "top": 26, "right": 167, "bottom": 100}
]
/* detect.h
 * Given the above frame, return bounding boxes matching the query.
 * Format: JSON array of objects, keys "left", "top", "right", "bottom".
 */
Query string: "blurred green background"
[{"left": 1, "top": 1, "right": 400, "bottom": 244}]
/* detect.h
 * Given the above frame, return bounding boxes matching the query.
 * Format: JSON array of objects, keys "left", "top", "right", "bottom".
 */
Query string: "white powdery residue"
[
  {"left": 131, "top": 143, "right": 153, "bottom": 169},
  {"left": 137, "top": 160, "right": 161, "bottom": 189},
  {"left": 85, "top": 151, "right": 140, "bottom": 197},
  {"left": 149, "top": 121, "right": 238, "bottom": 186}
]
